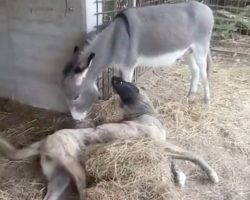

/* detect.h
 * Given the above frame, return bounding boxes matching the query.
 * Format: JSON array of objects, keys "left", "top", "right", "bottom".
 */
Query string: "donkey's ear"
[
  {"left": 74, "top": 53, "right": 95, "bottom": 85},
  {"left": 86, "top": 52, "right": 95, "bottom": 68},
  {"left": 73, "top": 46, "right": 80, "bottom": 54}
]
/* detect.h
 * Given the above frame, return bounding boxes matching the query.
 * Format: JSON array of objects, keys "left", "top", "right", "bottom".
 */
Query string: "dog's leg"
[
  {"left": 43, "top": 168, "right": 70, "bottom": 200},
  {"left": 159, "top": 141, "right": 219, "bottom": 183},
  {"left": 0, "top": 138, "right": 41, "bottom": 160},
  {"left": 171, "top": 162, "right": 186, "bottom": 187},
  {"left": 59, "top": 156, "right": 87, "bottom": 200}
]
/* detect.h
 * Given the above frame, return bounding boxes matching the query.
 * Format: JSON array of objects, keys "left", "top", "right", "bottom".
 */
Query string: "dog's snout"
[{"left": 112, "top": 76, "right": 123, "bottom": 87}]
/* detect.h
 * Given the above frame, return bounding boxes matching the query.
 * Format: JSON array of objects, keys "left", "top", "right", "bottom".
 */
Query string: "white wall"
[{"left": 0, "top": 0, "right": 85, "bottom": 112}]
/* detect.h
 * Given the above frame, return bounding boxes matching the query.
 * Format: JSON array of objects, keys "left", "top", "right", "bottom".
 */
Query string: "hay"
[
  {"left": 85, "top": 138, "right": 181, "bottom": 200},
  {"left": 137, "top": 60, "right": 250, "bottom": 199},
  {"left": 90, "top": 94, "right": 124, "bottom": 125},
  {"left": 0, "top": 56, "right": 250, "bottom": 199}
]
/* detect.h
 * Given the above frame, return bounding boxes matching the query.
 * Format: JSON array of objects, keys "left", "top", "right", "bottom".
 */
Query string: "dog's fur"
[{"left": 0, "top": 77, "right": 218, "bottom": 200}]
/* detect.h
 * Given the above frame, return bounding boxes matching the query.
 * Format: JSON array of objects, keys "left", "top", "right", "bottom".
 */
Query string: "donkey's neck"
[{"left": 84, "top": 24, "right": 119, "bottom": 81}]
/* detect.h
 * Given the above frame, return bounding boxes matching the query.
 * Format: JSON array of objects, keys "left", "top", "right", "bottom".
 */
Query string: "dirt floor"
[{"left": 0, "top": 49, "right": 250, "bottom": 199}]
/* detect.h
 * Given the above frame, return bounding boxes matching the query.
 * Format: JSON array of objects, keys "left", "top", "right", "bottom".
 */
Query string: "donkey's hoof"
[
  {"left": 187, "top": 91, "right": 193, "bottom": 98},
  {"left": 204, "top": 98, "right": 210, "bottom": 105},
  {"left": 187, "top": 93, "right": 196, "bottom": 104}
]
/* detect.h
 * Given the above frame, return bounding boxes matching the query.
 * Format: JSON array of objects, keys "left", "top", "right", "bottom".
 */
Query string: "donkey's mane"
[{"left": 62, "top": 11, "right": 130, "bottom": 77}]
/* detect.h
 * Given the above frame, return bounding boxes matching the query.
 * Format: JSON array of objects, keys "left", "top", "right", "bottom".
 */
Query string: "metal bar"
[
  {"left": 94, "top": 9, "right": 124, "bottom": 15},
  {"left": 209, "top": 4, "right": 249, "bottom": 12},
  {"left": 211, "top": 47, "right": 250, "bottom": 56}
]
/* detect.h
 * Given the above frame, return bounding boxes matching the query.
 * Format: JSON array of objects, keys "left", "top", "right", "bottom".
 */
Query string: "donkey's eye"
[{"left": 73, "top": 95, "right": 80, "bottom": 101}]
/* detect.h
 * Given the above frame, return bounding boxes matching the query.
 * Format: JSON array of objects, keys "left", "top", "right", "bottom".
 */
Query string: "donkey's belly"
[{"left": 136, "top": 48, "right": 188, "bottom": 68}]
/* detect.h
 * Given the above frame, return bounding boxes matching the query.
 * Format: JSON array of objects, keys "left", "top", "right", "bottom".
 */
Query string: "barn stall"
[{"left": 0, "top": 0, "right": 250, "bottom": 199}]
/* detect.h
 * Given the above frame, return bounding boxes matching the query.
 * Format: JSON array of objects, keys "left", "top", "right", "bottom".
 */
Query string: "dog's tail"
[{"left": 0, "top": 137, "right": 42, "bottom": 160}]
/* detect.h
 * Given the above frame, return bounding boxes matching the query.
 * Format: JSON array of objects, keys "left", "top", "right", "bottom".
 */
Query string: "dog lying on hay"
[
  {"left": 0, "top": 76, "right": 218, "bottom": 200},
  {"left": 86, "top": 138, "right": 181, "bottom": 200}
]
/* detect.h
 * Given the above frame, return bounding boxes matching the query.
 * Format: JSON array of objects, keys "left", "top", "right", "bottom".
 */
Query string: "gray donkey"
[
  {"left": 62, "top": 1, "right": 214, "bottom": 121},
  {"left": 0, "top": 77, "right": 218, "bottom": 200}
]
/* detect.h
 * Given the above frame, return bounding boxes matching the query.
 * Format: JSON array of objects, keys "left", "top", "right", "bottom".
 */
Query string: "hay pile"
[
  {"left": 90, "top": 94, "right": 124, "bottom": 125},
  {"left": 82, "top": 88, "right": 181, "bottom": 199},
  {"left": 85, "top": 138, "right": 180, "bottom": 200},
  {"left": 137, "top": 61, "right": 250, "bottom": 200},
  {"left": 0, "top": 95, "right": 181, "bottom": 200}
]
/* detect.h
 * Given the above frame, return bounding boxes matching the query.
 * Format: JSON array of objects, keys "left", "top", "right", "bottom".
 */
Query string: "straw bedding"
[
  {"left": 86, "top": 139, "right": 180, "bottom": 200},
  {"left": 0, "top": 57, "right": 250, "bottom": 199}
]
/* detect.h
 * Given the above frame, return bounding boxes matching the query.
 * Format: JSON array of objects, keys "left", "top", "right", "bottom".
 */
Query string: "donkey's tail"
[
  {"left": 0, "top": 137, "right": 42, "bottom": 160},
  {"left": 207, "top": 49, "right": 212, "bottom": 79}
]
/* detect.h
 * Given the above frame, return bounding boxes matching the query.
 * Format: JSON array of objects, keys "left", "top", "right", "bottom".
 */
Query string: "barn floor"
[
  {"left": 137, "top": 54, "right": 250, "bottom": 200},
  {"left": 0, "top": 51, "right": 250, "bottom": 199}
]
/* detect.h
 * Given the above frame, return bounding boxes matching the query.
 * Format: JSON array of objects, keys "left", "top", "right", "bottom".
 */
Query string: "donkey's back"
[{"left": 123, "top": 1, "right": 213, "bottom": 55}]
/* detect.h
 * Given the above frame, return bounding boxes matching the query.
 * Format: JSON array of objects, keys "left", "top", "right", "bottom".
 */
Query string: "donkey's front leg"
[{"left": 121, "top": 66, "right": 135, "bottom": 82}]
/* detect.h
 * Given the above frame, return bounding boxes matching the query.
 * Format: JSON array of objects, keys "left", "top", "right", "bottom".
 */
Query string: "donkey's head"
[
  {"left": 111, "top": 76, "right": 155, "bottom": 118},
  {"left": 62, "top": 46, "right": 98, "bottom": 121}
]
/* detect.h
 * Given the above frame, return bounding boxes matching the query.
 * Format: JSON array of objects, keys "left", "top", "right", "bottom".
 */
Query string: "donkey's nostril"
[{"left": 73, "top": 95, "right": 80, "bottom": 101}]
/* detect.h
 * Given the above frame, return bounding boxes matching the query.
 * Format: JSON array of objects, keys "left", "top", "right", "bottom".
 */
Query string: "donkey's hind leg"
[
  {"left": 192, "top": 44, "right": 211, "bottom": 104},
  {"left": 183, "top": 52, "right": 200, "bottom": 100},
  {"left": 43, "top": 168, "right": 70, "bottom": 200}
]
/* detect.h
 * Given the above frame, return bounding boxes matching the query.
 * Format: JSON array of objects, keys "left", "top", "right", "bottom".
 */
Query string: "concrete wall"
[{"left": 0, "top": 0, "right": 86, "bottom": 112}]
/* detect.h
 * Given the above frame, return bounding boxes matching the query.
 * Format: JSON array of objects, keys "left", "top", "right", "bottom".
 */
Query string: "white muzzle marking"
[{"left": 71, "top": 108, "right": 87, "bottom": 121}]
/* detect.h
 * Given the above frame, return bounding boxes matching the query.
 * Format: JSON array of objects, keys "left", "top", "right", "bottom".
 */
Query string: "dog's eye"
[{"left": 114, "top": 80, "right": 122, "bottom": 85}]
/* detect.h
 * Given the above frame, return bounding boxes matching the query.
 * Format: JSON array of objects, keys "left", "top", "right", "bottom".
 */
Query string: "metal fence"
[{"left": 93, "top": 0, "right": 250, "bottom": 100}]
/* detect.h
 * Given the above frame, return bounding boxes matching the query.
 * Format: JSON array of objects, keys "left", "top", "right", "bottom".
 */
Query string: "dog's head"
[
  {"left": 111, "top": 76, "right": 140, "bottom": 105},
  {"left": 111, "top": 76, "right": 154, "bottom": 118}
]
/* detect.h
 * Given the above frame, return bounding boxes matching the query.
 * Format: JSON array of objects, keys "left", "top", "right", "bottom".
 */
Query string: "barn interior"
[{"left": 0, "top": 0, "right": 250, "bottom": 199}]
